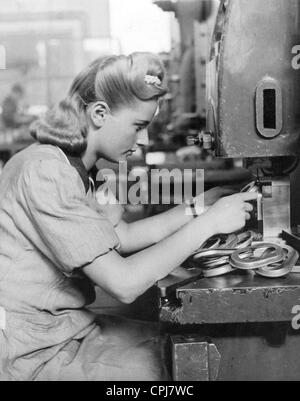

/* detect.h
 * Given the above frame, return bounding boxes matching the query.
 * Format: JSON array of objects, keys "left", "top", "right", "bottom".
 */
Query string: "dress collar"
[
  {"left": 65, "top": 155, "right": 90, "bottom": 194},
  {"left": 55, "top": 147, "right": 90, "bottom": 194}
]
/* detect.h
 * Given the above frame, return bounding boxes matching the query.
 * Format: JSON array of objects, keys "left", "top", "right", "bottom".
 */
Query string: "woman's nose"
[{"left": 137, "top": 129, "right": 149, "bottom": 147}]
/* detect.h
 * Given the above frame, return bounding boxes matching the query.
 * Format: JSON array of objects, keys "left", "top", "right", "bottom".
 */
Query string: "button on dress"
[{"left": 0, "top": 144, "right": 166, "bottom": 381}]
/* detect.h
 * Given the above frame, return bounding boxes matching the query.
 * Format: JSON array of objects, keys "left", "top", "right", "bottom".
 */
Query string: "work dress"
[{"left": 0, "top": 143, "right": 167, "bottom": 381}]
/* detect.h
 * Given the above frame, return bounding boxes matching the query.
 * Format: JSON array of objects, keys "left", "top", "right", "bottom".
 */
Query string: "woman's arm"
[
  {"left": 115, "top": 203, "right": 193, "bottom": 254},
  {"left": 84, "top": 193, "right": 256, "bottom": 304},
  {"left": 85, "top": 212, "right": 215, "bottom": 304},
  {"left": 115, "top": 187, "right": 235, "bottom": 254}
]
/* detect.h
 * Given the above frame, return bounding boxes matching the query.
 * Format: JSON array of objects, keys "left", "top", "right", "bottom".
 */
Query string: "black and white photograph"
[{"left": 0, "top": 0, "right": 300, "bottom": 385}]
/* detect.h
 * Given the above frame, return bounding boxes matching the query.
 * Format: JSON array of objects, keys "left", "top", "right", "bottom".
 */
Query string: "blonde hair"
[{"left": 31, "top": 52, "right": 167, "bottom": 155}]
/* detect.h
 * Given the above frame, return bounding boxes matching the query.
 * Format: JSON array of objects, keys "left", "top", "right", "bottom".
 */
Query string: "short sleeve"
[
  {"left": 95, "top": 185, "right": 125, "bottom": 228},
  {"left": 17, "top": 158, "right": 121, "bottom": 275}
]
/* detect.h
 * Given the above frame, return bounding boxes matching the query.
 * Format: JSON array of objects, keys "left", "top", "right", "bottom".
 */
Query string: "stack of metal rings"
[
  {"left": 193, "top": 231, "right": 256, "bottom": 278},
  {"left": 230, "top": 243, "right": 299, "bottom": 278},
  {"left": 192, "top": 232, "right": 299, "bottom": 279}
]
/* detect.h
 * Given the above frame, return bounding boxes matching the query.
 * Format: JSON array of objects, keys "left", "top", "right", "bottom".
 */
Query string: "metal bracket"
[{"left": 171, "top": 335, "right": 221, "bottom": 381}]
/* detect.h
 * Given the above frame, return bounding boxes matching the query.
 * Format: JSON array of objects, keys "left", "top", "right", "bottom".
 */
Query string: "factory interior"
[{"left": 1, "top": 0, "right": 300, "bottom": 382}]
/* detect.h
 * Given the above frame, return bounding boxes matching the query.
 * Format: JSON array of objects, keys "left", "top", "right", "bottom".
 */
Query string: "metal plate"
[{"left": 160, "top": 272, "right": 300, "bottom": 324}]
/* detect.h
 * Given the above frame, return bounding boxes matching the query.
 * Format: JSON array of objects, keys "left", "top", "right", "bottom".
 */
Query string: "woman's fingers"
[
  {"left": 239, "top": 192, "right": 259, "bottom": 202},
  {"left": 244, "top": 202, "right": 254, "bottom": 212},
  {"left": 245, "top": 212, "right": 251, "bottom": 221},
  {"left": 219, "top": 187, "right": 237, "bottom": 196},
  {"left": 205, "top": 191, "right": 259, "bottom": 235}
]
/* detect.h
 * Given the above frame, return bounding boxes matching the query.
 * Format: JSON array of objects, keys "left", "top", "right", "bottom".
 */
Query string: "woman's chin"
[
  {"left": 100, "top": 152, "right": 129, "bottom": 164},
  {"left": 99, "top": 155, "right": 120, "bottom": 164}
]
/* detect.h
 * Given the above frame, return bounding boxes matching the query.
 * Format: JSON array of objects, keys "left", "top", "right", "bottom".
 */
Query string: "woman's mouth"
[{"left": 125, "top": 149, "right": 137, "bottom": 157}]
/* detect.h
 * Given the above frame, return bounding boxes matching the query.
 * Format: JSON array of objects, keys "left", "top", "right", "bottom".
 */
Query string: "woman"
[{"left": 0, "top": 53, "right": 256, "bottom": 381}]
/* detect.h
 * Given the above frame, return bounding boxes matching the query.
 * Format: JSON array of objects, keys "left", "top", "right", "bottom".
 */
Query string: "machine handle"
[{"left": 256, "top": 78, "right": 283, "bottom": 138}]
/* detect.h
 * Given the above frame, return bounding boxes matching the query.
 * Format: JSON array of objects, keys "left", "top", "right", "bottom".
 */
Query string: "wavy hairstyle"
[{"left": 31, "top": 52, "right": 167, "bottom": 155}]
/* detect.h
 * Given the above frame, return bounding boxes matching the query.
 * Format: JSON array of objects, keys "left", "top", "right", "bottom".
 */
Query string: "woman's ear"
[{"left": 89, "top": 102, "right": 110, "bottom": 129}]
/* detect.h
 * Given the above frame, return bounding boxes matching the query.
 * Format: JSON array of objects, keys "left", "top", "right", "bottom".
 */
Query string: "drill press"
[
  {"left": 204, "top": 0, "right": 300, "bottom": 241},
  {"left": 158, "top": 0, "right": 300, "bottom": 381}
]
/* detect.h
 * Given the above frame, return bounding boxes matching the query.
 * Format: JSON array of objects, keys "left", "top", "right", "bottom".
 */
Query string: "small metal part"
[
  {"left": 256, "top": 246, "right": 299, "bottom": 278},
  {"left": 230, "top": 243, "right": 284, "bottom": 270},
  {"left": 193, "top": 237, "right": 222, "bottom": 255},
  {"left": 225, "top": 231, "right": 254, "bottom": 249},
  {"left": 262, "top": 178, "right": 291, "bottom": 238},
  {"left": 203, "top": 264, "right": 237, "bottom": 278},
  {"left": 192, "top": 235, "right": 297, "bottom": 280},
  {"left": 193, "top": 249, "right": 236, "bottom": 260},
  {"left": 187, "top": 135, "right": 200, "bottom": 146},
  {"left": 192, "top": 232, "right": 258, "bottom": 278},
  {"left": 202, "top": 131, "right": 214, "bottom": 150},
  {"left": 189, "top": 131, "right": 215, "bottom": 150},
  {"left": 171, "top": 336, "right": 221, "bottom": 382},
  {"left": 202, "top": 256, "right": 230, "bottom": 268},
  {"left": 262, "top": 184, "right": 273, "bottom": 199},
  {"left": 241, "top": 181, "right": 258, "bottom": 193},
  {"left": 235, "top": 237, "right": 253, "bottom": 249},
  {"left": 257, "top": 193, "right": 263, "bottom": 222}
]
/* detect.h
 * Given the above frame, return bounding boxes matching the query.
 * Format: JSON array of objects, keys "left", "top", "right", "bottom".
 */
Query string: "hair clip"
[
  {"left": 144, "top": 75, "right": 162, "bottom": 86},
  {"left": 76, "top": 94, "right": 89, "bottom": 107}
]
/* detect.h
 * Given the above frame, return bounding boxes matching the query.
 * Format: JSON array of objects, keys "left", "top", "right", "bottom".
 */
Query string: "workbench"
[{"left": 159, "top": 271, "right": 300, "bottom": 381}]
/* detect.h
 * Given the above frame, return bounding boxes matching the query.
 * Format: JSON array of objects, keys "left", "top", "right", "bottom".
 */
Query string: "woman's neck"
[
  {"left": 82, "top": 149, "right": 97, "bottom": 172},
  {"left": 81, "top": 130, "right": 98, "bottom": 171}
]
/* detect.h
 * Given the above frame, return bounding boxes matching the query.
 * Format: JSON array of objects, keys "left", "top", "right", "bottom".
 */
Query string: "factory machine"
[
  {"left": 205, "top": 0, "right": 300, "bottom": 241},
  {"left": 158, "top": 0, "right": 300, "bottom": 381},
  {"left": 154, "top": 0, "right": 217, "bottom": 137}
]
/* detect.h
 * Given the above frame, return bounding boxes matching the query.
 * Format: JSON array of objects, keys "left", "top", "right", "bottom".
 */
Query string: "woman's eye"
[{"left": 136, "top": 126, "right": 144, "bottom": 133}]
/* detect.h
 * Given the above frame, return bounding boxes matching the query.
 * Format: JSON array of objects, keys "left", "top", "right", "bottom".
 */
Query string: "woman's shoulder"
[
  {"left": 17, "top": 143, "right": 66, "bottom": 165},
  {"left": 6, "top": 143, "right": 80, "bottom": 189}
]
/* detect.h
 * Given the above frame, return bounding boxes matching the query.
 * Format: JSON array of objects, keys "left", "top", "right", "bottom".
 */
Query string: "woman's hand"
[
  {"left": 202, "top": 192, "right": 258, "bottom": 235},
  {"left": 203, "top": 186, "right": 237, "bottom": 207}
]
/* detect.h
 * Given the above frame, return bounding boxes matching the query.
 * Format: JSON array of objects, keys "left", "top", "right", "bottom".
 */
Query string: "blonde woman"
[{"left": 0, "top": 53, "right": 256, "bottom": 381}]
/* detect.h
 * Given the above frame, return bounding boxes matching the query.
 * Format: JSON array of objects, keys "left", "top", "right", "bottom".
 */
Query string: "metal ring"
[
  {"left": 219, "top": 231, "right": 254, "bottom": 250},
  {"left": 202, "top": 257, "right": 230, "bottom": 268},
  {"left": 203, "top": 265, "right": 237, "bottom": 278},
  {"left": 235, "top": 232, "right": 255, "bottom": 249},
  {"left": 230, "top": 243, "right": 285, "bottom": 270},
  {"left": 202, "top": 237, "right": 222, "bottom": 250},
  {"left": 220, "top": 234, "right": 237, "bottom": 248},
  {"left": 256, "top": 246, "right": 299, "bottom": 278},
  {"left": 256, "top": 264, "right": 293, "bottom": 278},
  {"left": 194, "top": 231, "right": 256, "bottom": 258},
  {"left": 193, "top": 249, "right": 236, "bottom": 260},
  {"left": 193, "top": 237, "right": 222, "bottom": 255}
]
